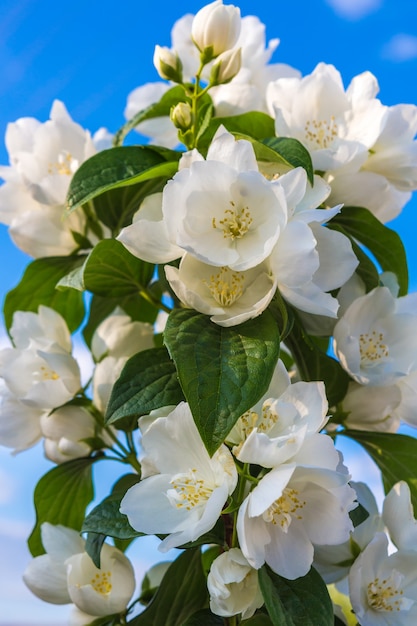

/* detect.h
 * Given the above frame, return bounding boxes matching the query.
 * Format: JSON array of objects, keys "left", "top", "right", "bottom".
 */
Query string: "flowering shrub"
[{"left": 1, "top": 1, "right": 417, "bottom": 624}]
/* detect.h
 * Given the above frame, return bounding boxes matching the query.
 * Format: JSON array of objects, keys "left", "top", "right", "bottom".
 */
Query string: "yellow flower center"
[
  {"left": 367, "top": 577, "right": 404, "bottom": 612},
  {"left": 263, "top": 488, "right": 306, "bottom": 532},
  {"left": 48, "top": 152, "right": 74, "bottom": 176},
  {"left": 257, "top": 403, "right": 279, "bottom": 433},
  {"left": 304, "top": 116, "right": 338, "bottom": 149},
  {"left": 205, "top": 266, "right": 245, "bottom": 307},
  {"left": 90, "top": 570, "right": 112, "bottom": 595},
  {"left": 170, "top": 469, "right": 213, "bottom": 510},
  {"left": 359, "top": 330, "right": 389, "bottom": 365},
  {"left": 212, "top": 201, "right": 253, "bottom": 240},
  {"left": 39, "top": 365, "right": 60, "bottom": 381}
]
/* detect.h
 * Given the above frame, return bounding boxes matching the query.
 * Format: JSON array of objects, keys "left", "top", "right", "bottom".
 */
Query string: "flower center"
[
  {"left": 304, "top": 116, "right": 338, "bottom": 149},
  {"left": 36, "top": 364, "right": 60, "bottom": 381},
  {"left": 212, "top": 201, "right": 253, "bottom": 240},
  {"left": 263, "top": 488, "right": 306, "bottom": 532},
  {"left": 90, "top": 570, "right": 112, "bottom": 595},
  {"left": 359, "top": 331, "right": 389, "bottom": 365},
  {"left": 48, "top": 152, "right": 75, "bottom": 176},
  {"left": 367, "top": 576, "right": 405, "bottom": 613},
  {"left": 205, "top": 267, "right": 245, "bottom": 307},
  {"left": 257, "top": 403, "right": 279, "bottom": 433},
  {"left": 169, "top": 469, "right": 213, "bottom": 510}
]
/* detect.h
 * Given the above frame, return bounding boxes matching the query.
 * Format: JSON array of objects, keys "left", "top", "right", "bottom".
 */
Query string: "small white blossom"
[
  {"left": 120, "top": 402, "right": 238, "bottom": 551},
  {"left": 207, "top": 548, "right": 263, "bottom": 618},
  {"left": 191, "top": 0, "right": 241, "bottom": 59},
  {"left": 41, "top": 406, "right": 97, "bottom": 464}
]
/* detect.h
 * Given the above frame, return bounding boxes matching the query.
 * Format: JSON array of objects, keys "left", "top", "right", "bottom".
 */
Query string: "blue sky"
[{"left": 1, "top": 0, "right": 417, "bottom": 623}]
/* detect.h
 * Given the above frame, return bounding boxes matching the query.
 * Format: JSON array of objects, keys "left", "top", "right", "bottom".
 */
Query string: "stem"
[
  {"left": 139, "top": 287, "right": 172, "bottom": 314},
  {"left": 231, "top": 464, "right": 249, "bottom": 548}
]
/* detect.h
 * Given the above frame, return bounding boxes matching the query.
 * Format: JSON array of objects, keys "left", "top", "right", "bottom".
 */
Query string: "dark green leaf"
[
  {"left": 181, "top": 610, "right": 223, "bottom": 626},
  {"left": 105, "top": 347, "right": 184, "bottom": 425},
  {"left": 331, "top": 206, "right": 408, "bottom": 296},
  {"left": 341, "top": 431, "right": 417, "bottom": 513},
  {"left": 164, "top": 309, "right": 280, "bottom": 455},
  {"left": 350, "top": 502, "right": 370, "bottom": 528},
  {"left": 129, "top": 549, "right": 208, "bottom": 626},
  {"left": 82, "top": 293, "right": 159, "bottom": 347},
  {"left": 67, "top": 146, "right": 179, "bottom": 212},
  {"left": 4, "top": 256, "right": 85, "bottom": 333},
  {"left": 261, "top": 137, "right": 314, "bottom": 185},
  {"left": 242, "top": 615, "right": 273, "bottom": 626},
  {"left": 85, "top": 532, "right": 106, "bottom": 569},
  {"left": 259, "top": 566, "right": 333, "bottom": 626},
  {"left": 28, "top": 457, "right": 95, "bottom": 556},
  {"left": 83, "top": 239, "right": 155, "bottom": 298},
  {"left": 285, "top": 313, "right": 350, "bottom": 407},
  {"left": 82, "top": 494, "right": 142, "bottom": 542}
]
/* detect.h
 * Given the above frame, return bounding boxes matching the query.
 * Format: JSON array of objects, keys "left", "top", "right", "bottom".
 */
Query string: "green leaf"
[
  {"left": 285, "top": 313, "right": 350, "bottom": 407},
  {"left": 164, "top": 309, "right": 280, "bottom": 456},
  {"left": 82, "top": 293, "right": 159, "bottom": 347},
  {"left": 129, "top": 549, "right": 208, "bottom": 626},
  {"left": 261, "top": 137, "right": 314, "bottom": 185},
  {"left": 82, "top": 486, "right": 142, "bottom": 542},
  {"left": 28, "top": 457, "right": 95, "bottom": 556},
  {"left": 199, "top": 111, "right": 275, "bottom": 148},
  {"left": 67, "top": 146, "right": 179, "bottom": 212},
  {"left": 85, "top": 532, "right": 106, "bottom": 569},
  {"left": 331, "top": 206, "right": 408, "bottom": 296},
  {"left": 82, "top": 239, "right": 155, "bottom": 298},
  {"left": 105, "top": 347, "right": 185, "bottom": 425},
  {"left": 181, "top": 610, "right": 223, "bottom": 626},
  {"left": 341, "top": 431, "right": 417, "bottom": 513},
  {"left": 259, "top": 566, "right": 333, "bottom": 626},
  {"left": 242, "top": 615, "right": 273, "bottom": 626},
  {"left": 4, "top": 256, "right": 85, "bottom": 333}
]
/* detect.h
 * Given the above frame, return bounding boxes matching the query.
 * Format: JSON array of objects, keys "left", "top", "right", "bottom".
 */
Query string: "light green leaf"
[
  {"left": 105, "top": 347, "right": 185, "bottom": 425},
  {"left": 331, "top": 206, "right": 408, "bottom": 296},
  {"left": 164, "top": 309, "right": 280, "bottom": 456},
  {"left": 82, "top": 239, "right": 155, "bottom": 298},
  {"left": 259, "top": 566, "right": 333, "bottom": 626},
  {"left": 342, "top": 431, "right": 417, "bottom": 512},
  {"left": 66, "top": 146, "right": 179, "bottom": 213},
  {"left": 129, "top": 549, "right": 208, "bottom": 626},
  {"left": 28, "top": 457, "right": 95, "bottom": 556},
  {"left": 4, "top": 256, "right": 85, "bottom": 333},
  {"left": 199, "top": 111, "right": 275, "bottom": 148}
]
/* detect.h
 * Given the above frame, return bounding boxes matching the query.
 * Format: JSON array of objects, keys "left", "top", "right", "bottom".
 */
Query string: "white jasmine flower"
[
  {"left": 237, "top": 462, "right": 356, "bottom": 580},
  {"left": 207, "top": 548, "right": 263, "bottom": 618},
  {"left": 153, "top": 45, "right": 183, "bottom": 82},
  {"left": 0, "top": 384, "right": 44, "bottom": 453},
  {"left": 120, "top": 402, "right": 238, "bottom": 552},
  {"left": 267, "top": 63, "right": 386, "bottom": 172},
  {"left": 349, "top": 533, "right": 417, "bottom": 626},
  {"left": 333, "top": 287, "right": 417, "bottom": 386},
  {"left": 191, "top": 1, "right": 241, "bottom": 59},
  {"left": 41, "top": 406, "right": 97, "bottom": 464},
  {"left": 10, "top": 305, "right": 72, "bottom": 352},
  {"left": 165, "top": 255, "right": 275, "bottom": 327},
  {"left": 341, "top": 382, "right": 402, "bottom": 432},
  {"left": 162, "top": 127, "right": 288, "bottom": 271},
  {"left": 91, "top": 307, "right": 154, "bottom": 362}
]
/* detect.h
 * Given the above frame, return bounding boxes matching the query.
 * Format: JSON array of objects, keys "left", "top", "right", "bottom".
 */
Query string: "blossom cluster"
[{"left": 1, "top": 1, "right": 417, "bottom": 625}]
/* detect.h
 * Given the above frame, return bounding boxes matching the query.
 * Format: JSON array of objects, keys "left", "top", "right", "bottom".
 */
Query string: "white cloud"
[
  {"left": 382, "top": 33, "right": 417, "bottom": 62},
  {"left": 325, "top": 0, "right": 383, "bottom": 20}
]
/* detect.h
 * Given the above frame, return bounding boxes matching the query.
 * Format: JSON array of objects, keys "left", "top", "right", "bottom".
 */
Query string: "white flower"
[
  {"left": 210, "top": 48, "right": 242, "bottom": 85},
  {"left": 165, "top": 255, "right": 275, "bottom": 327},
  {"left": 237, "top": 462, "right": 356, "bottom": 580},
  {"left": 191, "top": 0, "right": 241, "bottom": 59},
  {"left": 207, "top": 548, "right": 263, "bottom": 618},
  {"left": 153, "top": 45, "right": 183, "bottom": 82},
  {"left": 0, "top": 384, "right": 44, "bottom": 453},
  {"left": 349, "top": 533, "right": 417, "bottom": 626},
  {"left": 0, "top": 307, "right": 81, "bottom": 410},
  {"left": 23, "top": 523, "right": 135, "bottom": 618},
  {"left": 120, "top": 402, "right": 238, "bottom": 552},
  {"left": 383, "top": 481, "right": 417, "bottom": 552},
  {"left": 341, "top": 382, "right": 402, "bottom": 432},
  {"left": 333, "top": 287, "right": 417, "bottom": 386},
  {"left": 41, "top": 405, "right": 97, "bottom": 464},
  {"left": 66, "top": 545, "right": 135, "bottom": 617},
  {"left": 266, "top": 63, "right": 386, "bottom": 172},
  {"left": 162, "top": 127, "right": 288, "bottom": 271},
  {"left": 91, "top": 307, "right": 154, "bottom": 362}
]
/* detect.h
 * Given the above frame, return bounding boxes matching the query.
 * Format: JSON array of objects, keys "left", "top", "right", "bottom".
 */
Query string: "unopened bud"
[
  {"left": 153, "top": 45, "right": 183, "bottom": 83},
  {"left": 191, "top": 0, "right": 241, "bottom": 62},
  {"left": 170, "top": 102, "right": 193, "bottom": 131},
  {"left": 210, "top": 47, "right": 242, "bottom": 86}
]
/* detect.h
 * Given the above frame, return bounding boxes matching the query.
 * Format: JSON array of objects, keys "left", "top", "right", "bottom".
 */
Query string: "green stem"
[
  {"left": 231, "top": 464, "right": 249, "bottom": 548},
  {"left": 139, "top": 287, "right": 172, "bottom": 314}
]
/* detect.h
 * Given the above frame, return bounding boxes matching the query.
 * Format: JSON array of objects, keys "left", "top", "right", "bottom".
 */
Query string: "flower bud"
[
  {"left": 170, "top": 102, "right": 193, "bottom": 131},
  {"left": 209, "top": 47, "right": 242, "bottom": 86},
  {"left": 191, "top": 0, "right": 241, "bottom": 62},
  {"left": 153, "top": 45, "right": 183, "bottom": 83}
]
